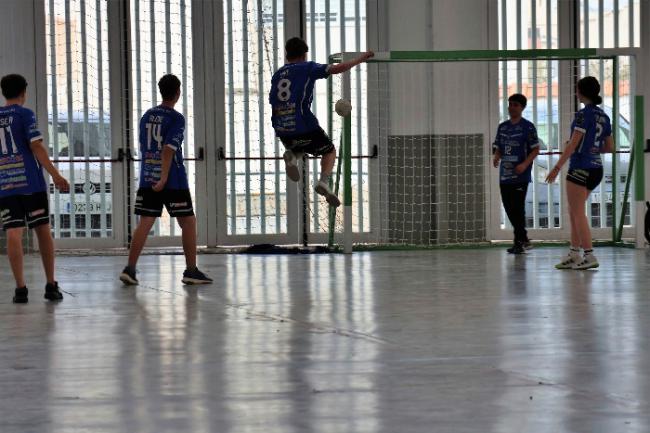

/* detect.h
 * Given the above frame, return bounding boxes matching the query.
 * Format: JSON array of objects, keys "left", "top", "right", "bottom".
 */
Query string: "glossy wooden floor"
[{"left": 1, "top": 247, "right": 649, "bottom": 433}]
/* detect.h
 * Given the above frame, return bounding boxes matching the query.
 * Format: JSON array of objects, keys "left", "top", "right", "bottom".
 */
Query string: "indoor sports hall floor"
[{"left": 1, "top": 247, "right": 649, "bottom": 433}]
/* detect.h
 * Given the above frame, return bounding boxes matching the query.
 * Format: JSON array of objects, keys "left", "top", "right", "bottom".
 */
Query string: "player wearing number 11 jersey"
[
  {"left": 0, "top": 74, "right": 69, "bottom": 303},
  {"left": 120, "top": 74, "right": 212, "bottom": 286},
  {"left": 269, "top": 37, "right": 373, "bottom": 207}
]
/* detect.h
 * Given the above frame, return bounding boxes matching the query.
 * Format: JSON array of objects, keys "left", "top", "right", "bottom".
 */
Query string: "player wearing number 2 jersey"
[
  {"left": 545, "top": 76, "right": 614, "bottom": 270},
  {"left": 120, "top": 74, "right": 212, "bottom": 287},
  {"left": 0, "top": 74, "right": 69, "bottom": 303},
  {"left": 269, "top": 37, "right": 373, "bottom": 208}
]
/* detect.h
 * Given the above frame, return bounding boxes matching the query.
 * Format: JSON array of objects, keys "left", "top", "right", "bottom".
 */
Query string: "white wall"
[
  {"left": 0, "top": 0, "right": 47, "bottom": 138},
  {"left": 380, "top": 0, "right": 498, "bottom": 136}
]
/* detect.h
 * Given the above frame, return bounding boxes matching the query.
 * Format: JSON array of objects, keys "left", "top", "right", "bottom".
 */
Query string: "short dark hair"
[
  {"left": 1, "top": 74, "right": 28, "bottom": 99},
  {"left": 508, "top": 93, "right": 527, "bottom": 108},
  {"left": 285, "top": 37, "right": 309, "bottom": 60},
  {"left": 158, "top": 74, "right": 181, "bottom": 101},
  {"left": 577, "top": 76, "right": 603, "bottom": 105}
]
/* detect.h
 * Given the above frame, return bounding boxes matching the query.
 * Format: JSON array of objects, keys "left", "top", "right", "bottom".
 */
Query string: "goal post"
[{"left": 327, "top": 48, "right": 645, "bottom": 252}]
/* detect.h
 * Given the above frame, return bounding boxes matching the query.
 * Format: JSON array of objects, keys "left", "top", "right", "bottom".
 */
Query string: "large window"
[
  {"left": 305, "top": 0, "right": 368, "bottom": 235},
  {"left": 224, "top": 0, "right": 286, "bottom": 236},
  {"left": 46, "top": 0, "right": 112, "bottom": 239},
  {"left": 497, "top": 0, "right": 639, "bottom": 233},
  {"left": 499, "top": 0, "right": 561, "bottom": 230},
  {"left": 579, "top": 0, "right": 640, "bottom": 229},
  {"left": 130, "top": 0, "right": 195, "bottom": 237}
]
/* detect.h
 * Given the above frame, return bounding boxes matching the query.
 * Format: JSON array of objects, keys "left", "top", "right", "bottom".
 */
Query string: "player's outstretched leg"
[{"left": 314, "top": 148, "right": 340, "bottom": 208}]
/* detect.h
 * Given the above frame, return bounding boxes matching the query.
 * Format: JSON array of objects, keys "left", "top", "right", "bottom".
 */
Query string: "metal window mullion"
[
  {"left": 227, "top": 0, "right": 236, "bottom": 234},
  {"left": 516, "top": 0, "right": 522, "bottom": 91},
  {"left": 629, "top": 0, "right": 634, "bottom": 46},
  {"left": 531, "top": 0, "right": 539, "bottom": 229},
  {"left": 242, "top": 0, "right": 252, "bottom": 234},
  {"left": 598, "top": 1, "right": 606, "bottom": 228},
  {"left": 181, "top": 0, "right": 190, "bottom": 239},
  {"left": 149, "top": 0, "right": 160, "bottom": 236},
  {"left": 134, "top": 0, "right": 142, "bottom": 240},
  {"left": 325, "top": 0, "right": 331, "bottom": 140},
  {"left": 355, "top": 0, "right": 363, "bottom": 232},
  {"left": 546, "top": 0, "right": 554, "bottom": 227},
  {"left": 584, "top": 0, "right": 590, "bottom": 49},
  {"left": 614, "top": 0, "right": 619, "bottom": 47},
  {"left": 80, "top": 0, "right": 92, "bottom": 238},
  {"left": 273, "top": 0, "right": 281, "bottom": 233},
  {"left": 500, "top": 0, "right": 507, "bottom": 120},
  {"left": 166, "top": 0, "right": 176, "bottom": 238},
  {"left": 65, "top": 0, "right": 76, "bottom": 237},
  {"left": 257, "top": 0, "right": 266, "bottom": 234},
  {"left": 165, "top": 0, "right": 172, "bottom": 72},
  {"left": 49, "top": 0, "right": 61, "bottom": 238},
  {"left": 309, "top": 0, "right": 318, "bottom": 229},
  {"left": 97, "top": 0, "right": 107, "bottom": 237}
]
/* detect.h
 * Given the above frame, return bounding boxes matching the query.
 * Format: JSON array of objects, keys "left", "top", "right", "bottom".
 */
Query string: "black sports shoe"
[
  {"left": 119, "top": 266, "right": 139, "bottom": 285},
  {"left": 523, "top": 239, "right": 533, "bottom": 250},
  {"left": 507, "top": 244, "right": 526, "bottom": 254},
  {"left": 182, "top": 268, "right": 213, "bottom": 285},
  {"left": 13, "top": 286, "right": 28, "bottom": 304},
  {"left": 44, "top": 282, "right": 63, "bottom": 301}
]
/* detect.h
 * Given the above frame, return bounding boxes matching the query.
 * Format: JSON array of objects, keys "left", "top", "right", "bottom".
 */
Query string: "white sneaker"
[
  {"left": 315, "top": 181, "right": 341, "bottom": 208},
  {"left": 283, "top": 150, "right": 300, "bottom": 182},
  {"left": 555, "top": 251, "right": 581, "bottom": 270},
  {"left": 572, "top": 254, "right": 599, "bottom": 270}
]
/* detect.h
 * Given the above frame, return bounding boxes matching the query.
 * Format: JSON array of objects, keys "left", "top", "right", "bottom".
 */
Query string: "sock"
[
  {"left": 319, "top": 172, "right": 331, "bottom": 184},
  {"left": 584, "top": 249, "right": 594, "bottom": 256}
]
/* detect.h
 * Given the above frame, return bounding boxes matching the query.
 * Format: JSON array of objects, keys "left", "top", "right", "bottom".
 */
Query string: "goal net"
[{"left": 326, "top": 49, "right": 643, "bottom": 251}]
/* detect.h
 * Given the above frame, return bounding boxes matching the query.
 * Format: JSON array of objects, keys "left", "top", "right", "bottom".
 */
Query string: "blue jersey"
[
  {"left": 269, "top": 61, "right": 331, "bottom": 136},
  {"left": 0, "top": 105, "right": 46, "bottom": 198},
  {"left": 493, "top": 118, "right": 540, "bottom": 184},
  {"left": 569, "top": 104, "right": 611, "bottom": 170},
  {"left": 138, "top": 106, "right": 188, "bottom": 190}
]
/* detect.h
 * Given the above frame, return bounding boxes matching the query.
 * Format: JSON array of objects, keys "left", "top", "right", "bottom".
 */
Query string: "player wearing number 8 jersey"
[
  {"left": 120, "top": 74, "right": 212, "bottom": 286},
  {"left": 545, "top": 76, "right": 614, "bottom": 270},
  {"left": 269, "top": 37, "right": 373, "bottom": 207},
  {"left": 0, "top": 74, "right": 69, "bottom": 303}
]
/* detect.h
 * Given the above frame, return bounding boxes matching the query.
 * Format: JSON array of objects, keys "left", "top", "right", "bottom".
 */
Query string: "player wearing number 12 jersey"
[
  {"left": 120, "top": 74, "right": 212, "bottom": 286},
  {"left": 545, "top": 76, "right": 614, "bottom": 270},
  {"left": 0, "top": 74, "right": 69, "bottom": 303},
  {"left": 269, "top": 37, "right": 373, "bottom": 207}
]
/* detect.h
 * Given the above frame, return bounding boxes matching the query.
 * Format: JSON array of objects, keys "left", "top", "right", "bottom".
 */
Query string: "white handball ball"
[{"left": 335, "top": 99, "right": 352, "bottom": 117}]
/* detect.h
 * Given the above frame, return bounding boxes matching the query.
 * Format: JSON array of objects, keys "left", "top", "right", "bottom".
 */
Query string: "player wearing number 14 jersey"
[
  {"left": 120, "top": 74, "right": 212, "bottom": 286},
  {"left": 269, "top": 37, "right": 373, "bottom": 207}
]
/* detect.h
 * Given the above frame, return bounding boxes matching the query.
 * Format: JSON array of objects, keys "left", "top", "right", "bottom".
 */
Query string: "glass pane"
[
  {"left": 306, "top": 0, "right": 368, "bottom": 234},
  {"left": 130, "top": 0, "right": 194, "bottom": 237},
  {"left": 45, "top": 0, "right": 113, "bottom": 239},
  {"left": 498, "top": 0, "right": 561, "bottom": 230},
  {"left": 224, "top": 0, "right": 286, "bottom": 236}
]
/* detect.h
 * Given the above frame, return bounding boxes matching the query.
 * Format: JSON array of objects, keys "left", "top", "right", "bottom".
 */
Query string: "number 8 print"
[{"left": 277, "top": 79, "right": 292, "bottom": 102}]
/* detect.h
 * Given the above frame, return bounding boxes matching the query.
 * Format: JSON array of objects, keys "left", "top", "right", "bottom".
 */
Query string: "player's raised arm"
[{"left": 329, "top": 51, "right": 374, "bottom": 75}]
